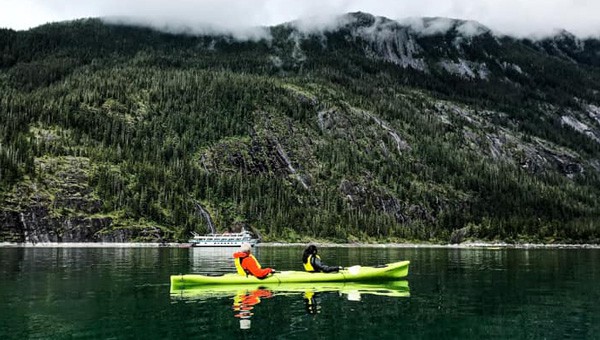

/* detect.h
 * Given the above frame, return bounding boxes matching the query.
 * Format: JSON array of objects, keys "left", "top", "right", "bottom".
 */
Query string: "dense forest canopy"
[{"left": 1, "top": 13, "right": 600, "bottom": 243}]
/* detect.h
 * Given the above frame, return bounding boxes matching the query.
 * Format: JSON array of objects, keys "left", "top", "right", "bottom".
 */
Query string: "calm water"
[{"left": 1, "top": 246, "right": 599, "bottom": 339}]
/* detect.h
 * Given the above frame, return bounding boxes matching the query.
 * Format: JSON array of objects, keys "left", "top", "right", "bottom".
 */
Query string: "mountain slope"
[{"left": 1, "top": 13, "right": 599, "bottom": 243}]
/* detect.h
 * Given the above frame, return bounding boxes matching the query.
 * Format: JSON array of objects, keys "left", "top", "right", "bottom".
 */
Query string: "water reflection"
[
  {"left": 232, "top": 289, "right": 273, "bottom": 330},
  {"left": 172, "top": 281, "right": 409, "bottom": 328},
  {"left": 171, "top": 281, "right": 409, "bottom": 300},
  {"left": 303, "top": 291, "right": 319, "bottom": 315},
  {"left": 189, "top": 248, "right": 236, "bottom": 274}
]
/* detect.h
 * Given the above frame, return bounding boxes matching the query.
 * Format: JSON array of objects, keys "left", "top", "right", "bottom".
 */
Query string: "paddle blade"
[{"left": 348, "top": 265, "right": 361, "bottom": 275}]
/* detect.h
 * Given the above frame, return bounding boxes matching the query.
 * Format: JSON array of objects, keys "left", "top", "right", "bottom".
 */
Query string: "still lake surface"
[{"left": 1, "top": 246, "right": 599, "bottom": 339}]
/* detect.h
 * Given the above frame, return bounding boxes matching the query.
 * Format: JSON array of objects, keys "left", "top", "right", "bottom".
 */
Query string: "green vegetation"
[{"left": 1, "top": 16, "right": 600, "bottom": 243}]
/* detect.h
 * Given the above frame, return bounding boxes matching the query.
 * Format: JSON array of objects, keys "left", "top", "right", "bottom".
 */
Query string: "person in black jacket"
[{"left": 302, "top": 245, "right": 342, "bottom": 273}]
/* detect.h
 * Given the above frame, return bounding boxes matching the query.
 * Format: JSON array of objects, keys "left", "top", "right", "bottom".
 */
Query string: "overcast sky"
[{"left": 2, "top": 0, "right": 600, "bottom": 38}]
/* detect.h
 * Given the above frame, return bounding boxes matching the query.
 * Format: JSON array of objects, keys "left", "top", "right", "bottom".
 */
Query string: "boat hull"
[
  {"left": 190, "top": 243, "right": 255, "bottom": 247},
  {"left": 170, "top": 260, "right": 409, "bottom": 289}
]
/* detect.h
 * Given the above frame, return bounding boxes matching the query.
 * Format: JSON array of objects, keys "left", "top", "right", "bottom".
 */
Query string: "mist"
[{"left": 2, "top": 0, "right": 600, "bottom": 40}]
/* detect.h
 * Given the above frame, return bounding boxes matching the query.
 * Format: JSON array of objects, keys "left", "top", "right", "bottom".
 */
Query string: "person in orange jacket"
[{"left": 233, "top": 242, "right": 275, "bottom": 279}]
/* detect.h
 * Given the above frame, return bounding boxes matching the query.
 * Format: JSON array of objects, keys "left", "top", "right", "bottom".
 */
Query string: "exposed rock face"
[
  {"left": 339, "top": 179, "right": 435, "bottom": 224},
  {"left": 0, "top": 208, "right": 169, "bottom": 243},
  {"left": 0, "top": 156, "right": 169, "bottom": 243},
  {"left": 0, "top": 208, "right": 112, "bottom": 242},
  {"left": 432, "top": 101, "right": 594, "bottom": 177},
  {"left": 0, "top": 211, "right": 25, "bottom": 242},
  {"left": 200, "top": 135, "right": 302, "bottom": 176},
  {"left": 354, "top": 18, "right": 428, "bottom": 71},
  {"left": 438, "top": 59, "right": 490, "bottom": 80},
  {"left": 449, "top": 226, "right": 471, "bottom": 244}
]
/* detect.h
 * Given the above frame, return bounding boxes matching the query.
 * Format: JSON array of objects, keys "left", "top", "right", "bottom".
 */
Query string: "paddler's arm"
[
  {"left": 245, "top": 257, "right": 275, "bottom": 278},
  {"left": 311, "top": 256, "right": 340, "bottom": 273}
]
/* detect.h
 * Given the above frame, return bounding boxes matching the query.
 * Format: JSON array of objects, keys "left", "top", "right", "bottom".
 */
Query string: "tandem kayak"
[{"left": 170, "top": 260, "right": 409, "bottom": 290}]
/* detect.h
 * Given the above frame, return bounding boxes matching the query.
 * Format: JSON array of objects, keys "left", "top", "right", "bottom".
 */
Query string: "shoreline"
[
  {"left": 1, "top": 241, "right": 599, "bottom": 249},
  {"left": 263, "top": 242, "right": 600, "bottom": 249}
]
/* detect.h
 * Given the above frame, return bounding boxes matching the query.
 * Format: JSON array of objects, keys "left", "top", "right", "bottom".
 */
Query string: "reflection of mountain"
[{"left": 171, "top": 280, "right": 410, "bottom": 300}]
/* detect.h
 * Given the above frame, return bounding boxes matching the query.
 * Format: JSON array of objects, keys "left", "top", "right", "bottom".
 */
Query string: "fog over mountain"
[{"left": 2, "top": 0, "right": 600, "bottom": 40}]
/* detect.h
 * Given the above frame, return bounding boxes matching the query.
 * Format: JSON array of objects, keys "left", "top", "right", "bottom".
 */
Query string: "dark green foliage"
[{"left": 1, "top": 17, "right": 600, "bottom": 243}]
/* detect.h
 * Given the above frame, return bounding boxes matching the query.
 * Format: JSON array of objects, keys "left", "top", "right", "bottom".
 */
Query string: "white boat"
[{"left": 188, "top": 229, "right": 259, "bottom": 247}]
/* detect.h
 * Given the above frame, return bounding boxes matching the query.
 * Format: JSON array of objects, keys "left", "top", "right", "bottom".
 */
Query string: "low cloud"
[
  {"left": 289, "top": 14, "right": 356, "bottom": 35},
  {"left": 2, "top": 0, "right": 600, "bottom": 39},
  {"left": 421, "top": 18, "right": 456, "bottom": 36},
  {"left": 456, "top": 21, "right": 489, "bottom": 38},
  {"left": 103, "top": 16, "right": 272, "bottom": 41}
]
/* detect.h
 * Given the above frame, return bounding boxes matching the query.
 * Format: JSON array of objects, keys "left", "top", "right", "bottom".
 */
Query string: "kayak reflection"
[
  {"left": 232, "top": 289, "right": 273, "bottom": 330},
  {"left": 172, "top": 281, "right": 409, "bottom": 327},
  {"left": 171, "top": 280, "right": 410, "bottom": 301}
]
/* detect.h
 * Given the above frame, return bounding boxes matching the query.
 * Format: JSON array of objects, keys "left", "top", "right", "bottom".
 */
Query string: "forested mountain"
[{"left": 1, "top": 12, "right": 600, "bottom": 243}]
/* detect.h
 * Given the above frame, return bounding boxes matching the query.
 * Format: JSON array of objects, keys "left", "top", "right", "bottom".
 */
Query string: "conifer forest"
[{"left": 1, "top": 14, "right": 600, "bottom": 243}]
